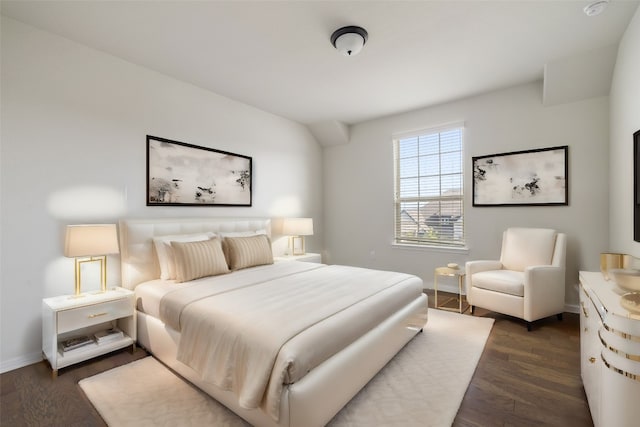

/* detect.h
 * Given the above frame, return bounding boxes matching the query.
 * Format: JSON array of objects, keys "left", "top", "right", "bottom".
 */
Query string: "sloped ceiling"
[{"left": 2, "top": 1, "right": 638, "bottom": 146}]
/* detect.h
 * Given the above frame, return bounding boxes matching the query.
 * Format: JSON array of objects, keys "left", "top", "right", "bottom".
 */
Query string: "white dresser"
[{"left": 579, "top": 272, "right": 640, "bottom": 427}]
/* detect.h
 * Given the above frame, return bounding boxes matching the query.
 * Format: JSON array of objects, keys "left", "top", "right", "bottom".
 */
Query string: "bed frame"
[{"left": 120, "top": 217, "right": 428, "bottom": 427}]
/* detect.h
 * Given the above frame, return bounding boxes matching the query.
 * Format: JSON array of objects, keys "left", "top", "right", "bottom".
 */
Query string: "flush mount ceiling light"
[
  {"left": 330, "top": 26, "right": 368, "bottom": 56},
  {"left": 584, "top": 0, "right": 609, "bottom": 16}
]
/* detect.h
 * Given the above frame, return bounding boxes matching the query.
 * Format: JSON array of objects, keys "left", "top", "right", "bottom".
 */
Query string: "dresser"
[{"left": 579, "top": 272, "right": 640, "bottom": 427}]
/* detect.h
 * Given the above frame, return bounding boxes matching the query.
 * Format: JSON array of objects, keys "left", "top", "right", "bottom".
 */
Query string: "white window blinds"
[{"left": 393, "top": 125, "right": 465, "bottom": 248}]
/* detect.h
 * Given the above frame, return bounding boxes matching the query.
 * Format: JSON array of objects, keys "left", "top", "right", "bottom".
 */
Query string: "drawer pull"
[
  {"left": 581, "top": 301, "right": 589, "bottom": 318},
  {"left": 589, "top": 357, "right": 596, "bottom": 364},
  {"left": 88, "top": 312, "right": 108, "bottom": 319}
]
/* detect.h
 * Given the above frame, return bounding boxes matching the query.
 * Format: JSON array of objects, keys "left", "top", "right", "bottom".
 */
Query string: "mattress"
[{"left": 134, "top": 261, "right": 424, "bottom": 422}]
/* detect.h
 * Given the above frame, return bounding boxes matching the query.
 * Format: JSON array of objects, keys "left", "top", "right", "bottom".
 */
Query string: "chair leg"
[
  {"left": 527, "top": 322, "right": 532, "bottom": 332},
  {"left": 470, "top": 305, "right": 475, "bottom": 315},
  {"left": 557, "top": 313, "right": 563, "bottom": 321}
]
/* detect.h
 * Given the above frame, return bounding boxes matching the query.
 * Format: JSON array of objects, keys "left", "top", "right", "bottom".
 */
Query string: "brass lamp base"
[
  {"left": 72, "top": 255, "right": 108, "bottom": 297},
  {"left": 289, "top": 236, "right": 306, "bottom": 256}
]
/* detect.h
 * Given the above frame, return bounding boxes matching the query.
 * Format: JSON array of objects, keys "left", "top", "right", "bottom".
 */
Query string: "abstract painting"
[
  {"left": 472, "top": 146, "right": 568, "bottom": 206},
  {"left": 147, "top": 135, "right": 252, "bottom": 206}
]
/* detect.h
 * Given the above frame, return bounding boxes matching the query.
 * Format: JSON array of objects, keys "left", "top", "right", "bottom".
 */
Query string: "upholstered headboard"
[{"left": 119, "top": 217, "right": 271, "bottom": 289}]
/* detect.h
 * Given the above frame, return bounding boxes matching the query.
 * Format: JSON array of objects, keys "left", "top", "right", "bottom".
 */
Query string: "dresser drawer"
[{"left": 57, "top": 297, "right": 132, "bottom": 334}]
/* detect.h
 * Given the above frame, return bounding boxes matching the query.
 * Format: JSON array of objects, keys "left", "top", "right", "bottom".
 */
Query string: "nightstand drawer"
[{"left": 57, "top": 298, "right": 132, "bottom": 334}]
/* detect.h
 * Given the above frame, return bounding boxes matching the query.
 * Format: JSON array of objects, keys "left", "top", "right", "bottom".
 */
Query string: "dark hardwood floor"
[
  {"left": 443, "top": 291, "right": 593, "bottom": 427},
  {"left": 0, "top": 291, "right": 592, "bottom": 426},
  {"left": 0, "top": 347, "right": 147, "bottom": 426}
]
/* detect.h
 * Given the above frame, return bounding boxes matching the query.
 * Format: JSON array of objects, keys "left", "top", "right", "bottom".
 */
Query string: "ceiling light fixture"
[
  {"left": 330, "top": 26, "right": 368, "bottom": 57},
  {"left": 583, "top": 0, "right": 609, "bottom": 16}
]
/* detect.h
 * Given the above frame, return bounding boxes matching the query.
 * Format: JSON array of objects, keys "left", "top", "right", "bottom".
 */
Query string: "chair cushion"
[
  {"left": 501, "top": 228, "right": 556, "bottom": 272},
  {"left": 472, "top": 270, "right": 525, "bottom": 297}
]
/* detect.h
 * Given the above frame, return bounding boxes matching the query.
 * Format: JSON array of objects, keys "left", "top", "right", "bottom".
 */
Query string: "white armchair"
[{"left": 465, "top": 227, "right": 566, "bottom": 331}]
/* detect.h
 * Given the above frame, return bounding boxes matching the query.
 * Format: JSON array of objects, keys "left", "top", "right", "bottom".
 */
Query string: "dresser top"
[{"left": 580, "top": 271, "right": 640, "bottom": 338}]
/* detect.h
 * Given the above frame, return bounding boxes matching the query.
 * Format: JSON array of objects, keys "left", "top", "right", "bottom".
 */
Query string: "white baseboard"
[
  {"left": 0, "top": 351, "right": 43, "bottom": 374},
  {"left": 564, "top": 303, "right": 579, "bottom": 314}
]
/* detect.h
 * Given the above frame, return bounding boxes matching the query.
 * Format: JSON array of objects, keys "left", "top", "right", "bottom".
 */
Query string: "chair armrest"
[
  {"left": 523, "top": 265, "right": 566, "bottom": 320},
  {"left": 524, "top": 265, "right": 565, "bottom": 290},
  {"left": 465, "top": 260, "right": 503, "bottom": 275},
  {"left": 465, "top": 260, "right": 503, "bottom": 298}
]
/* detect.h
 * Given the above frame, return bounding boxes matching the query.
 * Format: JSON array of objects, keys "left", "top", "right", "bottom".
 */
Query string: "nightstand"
[
  {"left": 274, "top": 252, "right": 322, "bottom": 263},
  {"left": 42, "top": 287, "right": 136, "bottom": 377}
]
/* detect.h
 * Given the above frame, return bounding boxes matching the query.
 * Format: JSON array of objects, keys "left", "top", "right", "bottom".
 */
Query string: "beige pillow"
[
  {"left": 218, "top": 230, "right": 267, "bottom": 263},
  {"left": 153, "top": 232, "right": 216, "bottom": 280},
  {"left": 171, "top": 238, "right": 230, "bottom": 283},
  {"left": 223, "top": 234, "right": 274, "bottom": 270}
]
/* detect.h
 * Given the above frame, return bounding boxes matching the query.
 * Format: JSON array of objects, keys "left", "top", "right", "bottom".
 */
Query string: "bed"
[{"left": 119, "top": 217, "right": 428, "bottom": 427}]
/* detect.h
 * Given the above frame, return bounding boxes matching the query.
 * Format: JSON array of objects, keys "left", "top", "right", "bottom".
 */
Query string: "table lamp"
[
  {"left": 282, "top": 218, "right": 314, "bottom": 256},
  {"left": 64, "top": 224, "right": 120, "bottom": 296}
]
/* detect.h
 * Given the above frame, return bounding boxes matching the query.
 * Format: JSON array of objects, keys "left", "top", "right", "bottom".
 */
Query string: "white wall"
[
  {"left": 323, "top": 82, "right": 609, "bottom": 306},
  {"left": 0, "top": 17, "right": 323, "bottom": 372},
  {"left": 610, "top": 6, "right": 640, "bottom": 258}
]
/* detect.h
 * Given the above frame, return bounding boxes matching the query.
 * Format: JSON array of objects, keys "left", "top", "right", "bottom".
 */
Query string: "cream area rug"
[{"left": 79, "top": 309, "right": 493, "bottom": 427}]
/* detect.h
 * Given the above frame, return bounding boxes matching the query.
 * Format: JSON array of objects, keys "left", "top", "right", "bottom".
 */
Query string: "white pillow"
[{"left": 153, "top": 232, "right": 216, "bottom": 280}]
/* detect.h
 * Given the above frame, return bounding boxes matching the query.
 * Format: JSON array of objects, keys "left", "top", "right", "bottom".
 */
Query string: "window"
[{"left": 393, "top": 124, "right": 465, "bottom": 248}]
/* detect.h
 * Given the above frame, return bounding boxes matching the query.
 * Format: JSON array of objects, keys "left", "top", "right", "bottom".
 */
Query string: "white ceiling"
[{"left": 1, "top": 0, "right": 638, "bottom": 127}]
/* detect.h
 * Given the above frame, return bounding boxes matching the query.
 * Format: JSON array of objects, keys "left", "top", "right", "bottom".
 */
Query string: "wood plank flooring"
[
  {"left": 445, "top": 290, "right": 592, "bottom": 427},
  {"left": 0, "top": 291, "right": 592, "bottom": 426}
]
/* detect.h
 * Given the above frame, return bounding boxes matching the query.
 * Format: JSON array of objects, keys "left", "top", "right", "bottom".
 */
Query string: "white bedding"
[
  {"left": 135, "top": 262, "right": 424, "bottom": 422},
  {"left": 134, "top": 261, "right": 309, "bottom": 320}
]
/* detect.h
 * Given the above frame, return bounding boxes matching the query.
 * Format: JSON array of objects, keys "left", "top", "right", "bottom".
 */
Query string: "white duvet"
[{"left": 151, "top": 262, "right": 424, "bottom": 421}]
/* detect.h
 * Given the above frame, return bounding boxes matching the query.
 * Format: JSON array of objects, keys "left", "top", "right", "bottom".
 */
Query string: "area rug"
[{"left": 79, "top": 309, "right": 493, "bottom": 427}]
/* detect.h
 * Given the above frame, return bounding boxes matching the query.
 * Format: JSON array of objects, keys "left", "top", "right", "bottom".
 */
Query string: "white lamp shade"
[
  {"left": 64, "top": 224, "right": 119, "bottom": 257},
  {"left": 282, "top": 218, "right": 314, "bottom": 236},
  {"left": 334, "top": 32, "right": 366, "bottom": 56}
]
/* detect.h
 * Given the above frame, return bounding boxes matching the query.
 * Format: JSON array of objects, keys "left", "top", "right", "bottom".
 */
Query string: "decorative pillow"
[
  {"left": 222, "top": 234, "right": 274, "bottom": 271},
  {"left": 218, "top": 230, "right": 267, "bottom": 264},
  {"left": 170, "top": 238, "right": 230, "bottom": 283},
  {"left": 153, "top": 232, "right": 216, "bottom": 280}
]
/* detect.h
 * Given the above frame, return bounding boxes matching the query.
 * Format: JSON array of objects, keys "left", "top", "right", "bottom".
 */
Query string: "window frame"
[{"left": 393, "top": 123, "right": 466, "bottom": 249}]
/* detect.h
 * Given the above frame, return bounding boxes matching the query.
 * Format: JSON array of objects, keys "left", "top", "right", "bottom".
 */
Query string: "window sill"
[{"left": 391, "top": 242, "right": 469, "bottom": 255}]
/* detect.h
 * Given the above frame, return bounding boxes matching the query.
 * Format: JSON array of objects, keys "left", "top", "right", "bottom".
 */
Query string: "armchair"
[{"left": 465, "top": 227, "right": 566, "bottom": 331}]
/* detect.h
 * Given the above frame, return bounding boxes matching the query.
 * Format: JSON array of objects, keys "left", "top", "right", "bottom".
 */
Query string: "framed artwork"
[
  {"left": 472, "top": 145, "right": 568, "bottom": 207},
  {"left": 146, "top": 135, "right": 252, "bottom": 206},
  {"left": 634, "top": 130, "right": 639, "bottom": 242}
]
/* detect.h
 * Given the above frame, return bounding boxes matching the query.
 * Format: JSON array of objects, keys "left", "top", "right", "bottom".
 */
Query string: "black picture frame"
[
  {"left": 472, "top": 145, "right": 568, "bottom": 207},
  {"left": 634, "top": 130, "right": 640, "bottom": 242},
  {"left": 146, "top": 135, "right": 252, "bottom": 207}
]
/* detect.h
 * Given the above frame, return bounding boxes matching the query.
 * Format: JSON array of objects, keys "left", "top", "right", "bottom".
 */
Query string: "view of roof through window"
[{"left": 395, "top": 127, "right": 464, "bottom": 247}]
